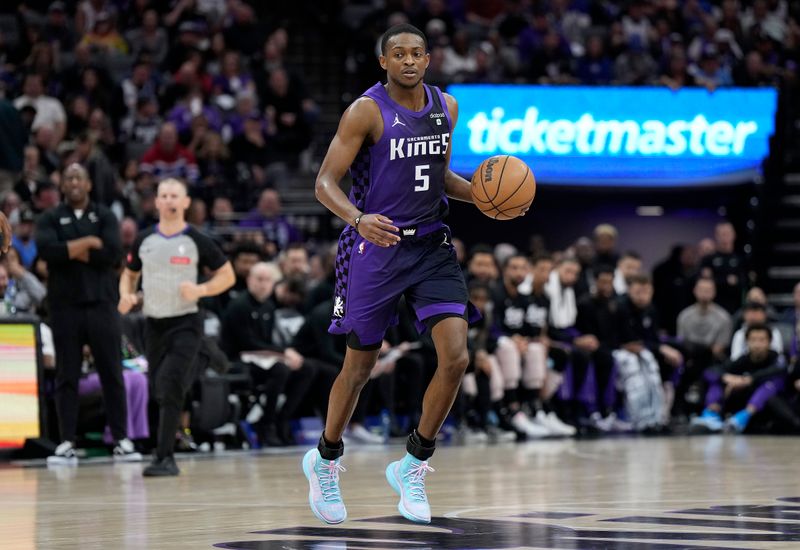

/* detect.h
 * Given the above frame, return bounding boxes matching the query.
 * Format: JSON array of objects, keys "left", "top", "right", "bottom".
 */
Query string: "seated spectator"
[
  {"left": 262, "top": 68, "right": 313, "bottom": 166},
  {"left": 615, "top": 274, "right": 683, "bottom": 431},
  {"left": 116, "top": 58, "right": 160, "bottom": 125},
  {"left": 14, "top": 73, "right": 67, "bottom": 144},
  {"left": 441, "top": 30, "right": 479, "bottom": 81},
  {"left": 42, "top": 2, "right": 76, "bottom": 53},
  {"left": 229, "top": 112, "right": 273, "bottom": 191},
  {"left": 659, "top": 51, "right": 698, "bottom": 90},
  {"left": 465, "top": 244, "right": 499, "bottom": 287},
  {"left": 731, "top": 286, "right": 780, "bottom": 330},
  {"left": 692, "top": 324, "right": 785, "bottom": 433},
  {"left": 675, "top": 278, "right": 732, "bottom": 415},
  {"left": 577, "top": 34, "right": 614, "bottom": 85},
  {"left": 120, "top": 95, "right": 163, "bottom": 160},
  {"left": 239, "top": 189, "right": 303, "bottom": 252},
  {"left": 11, "top": 208, "right": 38, "bottom": 269},
  {"left": 0, "top": 247, "right": 47, "bottom": 316},
  {"left": 614, "top": 36, "right": 658, "bottom": 85},
  {"left": 691, "top": 45, "right": 734, "bottom": 91},
  {"left": 652, "top": 244, "right": 698, "bottom": 336},
  {"left": 575, "top": 265, "right": 625, "bottom": 431},
  {"left": 529, "top": 29, "right": 576, "bottom": 84},
  {"left": 593, "top": 223, "right": 620, "bottom": 272},
  {"left": 79, "top": 12, "right": 129, "bottom": 56},
  {"left": 15, "top": 145, "right": 49, "bottom": 206},
  {"left": 195, "top": 131, "right": 236, "bottom": 202},
  {"left": 279, "top": 242, "right": 310, "bottom": 279},
  {"left": 139, "top": 123, "right": 199, "bottom": 185},
  {"left": 733, "top": 51, "right": 774, "bottom": 87},
  {"left": 700, "top": 221, "right": 746, "bottom": 315},
  {"left": 223, "top": 89, "right": 260, "bottom": 140},
  {"left": 1, "top": 191, "right": 22, "bottom": 229},
  {"left": 167, "top": 90, "right": 224, "bottom": 142},
  {"left": 458, "top": 281, "right": 515, "bottom": 441},
  {"left": 125, "top": 9, "right": 168, "bottom": 67},
  {"left": 212, "top": 50, "right": 255, "bottom": 98},
  {"left": 614, "top": 251, "right": 643, "bottom": 296},
  {"left": 493, "top": 254, "right": 573, "bottom": 437},
  {"left": 221, "top": 262, "right": 296, "bottom": 446},
  {"left": 730, "top": 302, "right": 784, "bottom": 361}
]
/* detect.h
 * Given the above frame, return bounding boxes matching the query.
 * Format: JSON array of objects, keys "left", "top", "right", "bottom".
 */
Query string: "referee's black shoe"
[{"left": 143, "top": 455, "right": 180, "bottom": 477}]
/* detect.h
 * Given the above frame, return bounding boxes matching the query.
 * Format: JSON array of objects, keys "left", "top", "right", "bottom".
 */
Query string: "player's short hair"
[
  {"left": 157, "top": 177, "right": 189, "bottom": 194},
  {"left": 745, "top": 322, "right": 772, "bottom": 342},
  {"left": 380, "top": 23, "right": 427, "bottom": 55}
]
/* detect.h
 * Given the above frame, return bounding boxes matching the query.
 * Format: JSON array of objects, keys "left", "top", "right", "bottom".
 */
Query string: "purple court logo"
[{"left": 215, "top": 497, "right": 800, "bottom": 549}]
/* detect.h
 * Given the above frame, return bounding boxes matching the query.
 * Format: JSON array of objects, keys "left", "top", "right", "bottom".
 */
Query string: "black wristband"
[{"left": 354, "top": 215, "right": 362, "bottom": 233}]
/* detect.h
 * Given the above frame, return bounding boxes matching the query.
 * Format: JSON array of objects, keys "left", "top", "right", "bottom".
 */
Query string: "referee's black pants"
[
  {"left": 145, "top": 313, "right": 203, "bottom": 459},
  {"left": 50, "top": 302, "right": 127, "bottom": 443}
]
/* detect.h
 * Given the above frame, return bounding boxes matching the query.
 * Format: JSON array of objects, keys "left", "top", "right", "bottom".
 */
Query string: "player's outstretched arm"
[
  {"left": 315, "top": 97, "right": 400, "bottom": 248},
  {"left": 443, "top": 94, "right": 473, "bottom": 204}
]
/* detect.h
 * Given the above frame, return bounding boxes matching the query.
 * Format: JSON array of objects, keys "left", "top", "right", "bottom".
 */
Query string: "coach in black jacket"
[{"left": 36, "top": 163, "right": 136, "bottom": 464}]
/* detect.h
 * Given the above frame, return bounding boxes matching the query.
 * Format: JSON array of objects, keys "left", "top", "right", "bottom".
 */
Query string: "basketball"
[{"left": 470, "top": 155, "right": 536, "bottom": 220}]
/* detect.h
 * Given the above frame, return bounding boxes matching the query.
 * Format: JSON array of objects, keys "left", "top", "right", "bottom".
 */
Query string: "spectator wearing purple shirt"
[{"left": 239, "top": 189, "right": 302, "bottom": 251}]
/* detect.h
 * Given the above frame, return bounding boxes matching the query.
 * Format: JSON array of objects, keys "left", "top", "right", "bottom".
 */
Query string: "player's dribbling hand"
[
  {"left": 118, "top": 293, "right": 139, "bottom": 314},
  {"left": 357, "top": 214, "right": 400, "bottom": 247}
]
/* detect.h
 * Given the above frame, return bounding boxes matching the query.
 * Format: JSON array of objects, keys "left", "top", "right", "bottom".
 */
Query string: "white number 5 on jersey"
[{"left": 414, "top": 164, "right": 430, "bottom": 192}]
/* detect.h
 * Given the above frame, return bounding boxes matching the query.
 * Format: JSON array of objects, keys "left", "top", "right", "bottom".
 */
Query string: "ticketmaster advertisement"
[{"left": 447, "top": 84, "right": 777, "bottom": 186}]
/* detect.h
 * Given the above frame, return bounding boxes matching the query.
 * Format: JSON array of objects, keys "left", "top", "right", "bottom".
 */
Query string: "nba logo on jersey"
[{"left": 358, "top": 242, "right": 365, "bottom": 254}]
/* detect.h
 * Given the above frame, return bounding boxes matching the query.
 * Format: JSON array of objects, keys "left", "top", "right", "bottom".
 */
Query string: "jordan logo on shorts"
[
  {"left": 442, "top": 233, "right": 449, "bottom": 246},
  {"left": 392, "top": 113, "right": 406, "bottom": 128}
]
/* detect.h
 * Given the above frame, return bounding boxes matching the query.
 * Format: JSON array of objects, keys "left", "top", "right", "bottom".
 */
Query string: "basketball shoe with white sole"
[
  {"left": 385, "top": 452, "right": 435, "bottom": 524},
  {"left": 302, "top": 448, "right": 347, "bottom": 524}
]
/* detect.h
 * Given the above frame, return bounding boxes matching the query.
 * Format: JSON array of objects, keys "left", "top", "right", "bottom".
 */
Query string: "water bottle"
[{"left": 4, "top": 279, "right": 17, "bottom": 315}]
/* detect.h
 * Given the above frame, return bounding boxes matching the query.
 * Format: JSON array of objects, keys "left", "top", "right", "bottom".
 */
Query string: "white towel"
[{"left": 545, "top": 271, "right": 577, "bottom": 329}]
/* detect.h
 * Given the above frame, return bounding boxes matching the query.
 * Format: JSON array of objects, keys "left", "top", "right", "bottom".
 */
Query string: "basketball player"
[
  {"left": 302, "top": 24, "right": 504, "bottom": 525},
  {"left": 0, "top": 211, "right": 10, "bottom": 253},
  {"left": 118, "top": 178, "right": 234, "bottom": 476}
]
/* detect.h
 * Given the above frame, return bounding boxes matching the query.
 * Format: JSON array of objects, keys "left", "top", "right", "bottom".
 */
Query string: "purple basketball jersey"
[{"left": 349, "top": 82, "right": 452, "bottom": 227}]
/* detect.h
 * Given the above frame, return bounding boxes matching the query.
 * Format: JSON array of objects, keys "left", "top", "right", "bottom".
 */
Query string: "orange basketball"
[{"left": 470, "top": 155, "right": 536, "bottom": 220}]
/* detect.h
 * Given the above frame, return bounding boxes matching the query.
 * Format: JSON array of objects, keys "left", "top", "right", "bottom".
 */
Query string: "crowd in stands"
[
  {"left": 345, "top": 0, "right": 799, "bottom": 93},
  {"left": 0, "top": 1, "right": 799, "bottom": 455}
]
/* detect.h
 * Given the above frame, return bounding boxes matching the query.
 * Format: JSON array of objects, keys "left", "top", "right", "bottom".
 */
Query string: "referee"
[
  {"left": 36, "top": 163, "right": 140, "bottom": 464},
  {"left": 119, "top": 178, "right": 234, "bottom": 476}
]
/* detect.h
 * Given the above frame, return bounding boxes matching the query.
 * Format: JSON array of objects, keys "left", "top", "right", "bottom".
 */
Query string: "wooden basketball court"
[{"left": 3, "top": 436, "right": 800, "bottom": 549}]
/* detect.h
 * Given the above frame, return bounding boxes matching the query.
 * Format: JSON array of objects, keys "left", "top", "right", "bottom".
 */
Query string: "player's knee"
[
  {"left": 341, "top": 362, "right": 373, "bottom": 388},
  {"left": 441, "top": 351, "right": 469, "bottom": 379}
]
